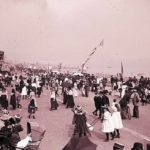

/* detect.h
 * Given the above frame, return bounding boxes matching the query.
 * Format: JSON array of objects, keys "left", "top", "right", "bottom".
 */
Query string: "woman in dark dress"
[
  {"left": 16, "top": 91, "right": 22, "bottom": 109},
  {"left": 63, "top": 87, "right": 68, "bottom": 105},
  {"left": 28, "top": 99, "right": 36, "bottom": 119},
  {"left": 119, "top": 91, "right": 131, "bottom": 120},
  {"left": 72, "top": 105, "right": 90, "bottom": 137},
  {"left": 66, "top": 87, "right": 75, "bottom": 108},
  {"left": 10, "top": 89, "right": 17, "bottom": 110},
  {"left": 27, "top": 83, "right": 32, "bottom": 99},
  {"left": 36, "top": 86, "right": 42, "bottom": 98},
  {"left": 50, "top": 91, "right": 58, "bottom": 111},
  {"left": 0, "top": 88, "right": 9, "bottom": 110}
]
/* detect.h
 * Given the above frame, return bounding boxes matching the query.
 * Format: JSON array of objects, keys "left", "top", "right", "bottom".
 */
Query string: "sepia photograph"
[{"left": 0, "top": 0, "right": 150, "bottom": 150}]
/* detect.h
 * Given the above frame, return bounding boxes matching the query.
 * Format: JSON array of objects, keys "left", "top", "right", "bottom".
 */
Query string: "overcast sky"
[{"left": 0, "top": 0, "right": 150, "bottom": 75}]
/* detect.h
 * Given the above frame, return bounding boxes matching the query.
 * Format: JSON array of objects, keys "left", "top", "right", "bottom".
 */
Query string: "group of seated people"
[{"left": 0, "top": 109, "right": 32, "bottom": 150}]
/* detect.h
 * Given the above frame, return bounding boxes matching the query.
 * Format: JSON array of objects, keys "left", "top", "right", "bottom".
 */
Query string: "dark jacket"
[
  {"left": 0, "top": 94, "right": 8, "bottom": 109},
  {"left": 101, "top": 95, "right": 110, "bottom": 107},
  {"left": 10, "top": 93, "right": 16, "bottom": 108},
  {"left": 94, "top": 95, "right": 102, "bottom": 109},
  {"left": 73, "top": 113, "right": 89, "bottom": 135},
  {"left": 28, "top": 99, "right": 36, "bottom": 114}
]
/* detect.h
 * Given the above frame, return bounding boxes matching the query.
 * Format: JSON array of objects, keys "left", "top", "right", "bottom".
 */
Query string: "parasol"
[
  {"left": 63, "top": 136, "right": 97, "bottom": 150},
  {"left": 73, "top": 72, "right": 83, "bottom": 76}
]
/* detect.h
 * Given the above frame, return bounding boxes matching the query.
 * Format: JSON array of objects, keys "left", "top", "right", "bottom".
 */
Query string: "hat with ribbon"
[
  {"left": 0, "top": 114, "right": 11, "bottom": 121},
  {"left": 74, "top": 105, "right": 85, "bottom": 115}
]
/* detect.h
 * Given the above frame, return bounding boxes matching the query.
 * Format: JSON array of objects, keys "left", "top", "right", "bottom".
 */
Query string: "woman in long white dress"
[
  {"left": 73, "top": 82, "right": 78, "bottom": 97},
  {"left": 111, "top": 103, "right": 123, "bottom": 138},
  {"left": 21, "top": 85, "right": 27, "bottom": 99},
  {"left": 81, "top": 84, "right": 85, "bottom": 97},
  {"left": 101, "top": 107, "right": 114, "bottom": 142},
  {"left": 121, "top": 85, "right": 128, "bottom": 98}
]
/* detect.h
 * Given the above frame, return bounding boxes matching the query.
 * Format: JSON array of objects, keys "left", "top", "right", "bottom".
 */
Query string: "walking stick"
[
  {"left": 89, "top": 117, "right": 100, "bottom": 126},
  {"left": 86, "top": 117, "right": 100, "bottom": 131}
]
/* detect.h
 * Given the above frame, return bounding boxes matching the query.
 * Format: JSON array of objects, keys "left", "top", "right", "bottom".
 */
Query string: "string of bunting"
[{"left": 81, "top": 39, "right": 104, "bottom": 71}]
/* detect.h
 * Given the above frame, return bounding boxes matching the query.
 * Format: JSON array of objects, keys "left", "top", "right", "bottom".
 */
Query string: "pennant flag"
[
  {"left": 121, "top": 62, "right": 123, "bottom": 74},
  {"left": 89, "top": 48, "right": 97, "bottom": 56},
  {"left": 85, "top": 57, "right": 90, "bottom": 63},
  {"left": 93, "top": 47, "right": 97, "bottom": 51},
  {"left": 82, "top": 63, "right": 85, "bottom": 67},
  {"left": 81, "top": 39, "right": 104, "bottom": 72},
  {"left": 89, "top": 51, "right": 95, "bottom": 56},
  {"left": 81, "top": 63, "right": 85, "bottom": 73},
  {"left": 99, "top": 39, "right": 104, "bottom": 47}
]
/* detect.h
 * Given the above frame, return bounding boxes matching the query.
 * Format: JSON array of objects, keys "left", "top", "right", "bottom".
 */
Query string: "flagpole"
[
  {"left": 121, "top": 61, "right": 124, "bottom": 82},
  {"left": 81, "top": 39, "right": 104, "bottom": 73},
  {"left": 81, "top": 64, "right": 84, "bottom": 73}
]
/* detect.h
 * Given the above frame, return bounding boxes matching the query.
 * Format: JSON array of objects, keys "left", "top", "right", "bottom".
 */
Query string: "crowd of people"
[{"left": 0, "top": 68, "right": 149, "bottom": 149}]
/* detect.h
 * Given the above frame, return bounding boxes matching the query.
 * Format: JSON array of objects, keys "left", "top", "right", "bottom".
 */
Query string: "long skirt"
[
  {"left": 121, "top": 106, "right": 131, "bottom": 120},
  {"left": 73, "top": 88, "right": 78, "bottom": 97},
  {"left": 50, "top": 98, "right": 58, "bottom": 110},
  {"left": 111, "top": 112, "right": 123, "bottom": 129},
  {"left": 63, "top": 93, "right": 68, "bottom": 104},
  {"left": 133, "top": 106, "right": 139, "bottom": 118},
  {"left": 66, "top": 95, "right": 75, "bottom": 108}
]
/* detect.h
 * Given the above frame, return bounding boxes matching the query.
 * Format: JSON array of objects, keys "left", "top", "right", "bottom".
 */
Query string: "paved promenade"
[{"left": 7, "top": 88, "right": 150, "bottom": 150}]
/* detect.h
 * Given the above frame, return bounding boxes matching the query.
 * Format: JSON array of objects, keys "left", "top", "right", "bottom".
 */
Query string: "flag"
[
  {"left": 89, "top": 48, "right": 97, "bottom": 56},
  {"left": 81, "top": 63, "right": 85, "bottom": 73},
  {"left": 121, "top": 62, "right": 123, "bottom": 74},
  {"left": 99, "top": 39, "right": 104, "bottom": 47},
  {"left": 81, "top": 39, "right": 103, "bottom": 71},
  {"left": 85, "top": 57, "right": 90, "bottom": 63}
]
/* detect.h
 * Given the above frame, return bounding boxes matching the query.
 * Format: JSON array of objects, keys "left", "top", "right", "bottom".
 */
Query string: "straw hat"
[
  {"left": 74, "top": 105, "right": 85, "bottom": 115},
  {"left": 2, "top": 109, "right": 9, "bottom": 115},
  {"left": 102, "top": 90, "right": 108, "bottom": 95},
  {"left": 14, "top": 114, "right": 22, "bottom": 120},
  {"left": 101, "top": 105, "right": 109, "bottom": 110},
  {"left": 0, "top": 114, "right": 11, "bottom": 121}
]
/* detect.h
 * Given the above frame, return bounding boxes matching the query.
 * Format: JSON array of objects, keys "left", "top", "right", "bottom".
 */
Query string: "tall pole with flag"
[
  {"left": 58, "top": 62, "right": 62, "bottom": 73},
  {"left": 81, "top": 39, "right": 104, "bottom": 73},
  {"left": 121, "top": 61, "right": 124, "bottom": 82},
  {"left": 121, "top": 62, "right": 123, "bottom": 75}
]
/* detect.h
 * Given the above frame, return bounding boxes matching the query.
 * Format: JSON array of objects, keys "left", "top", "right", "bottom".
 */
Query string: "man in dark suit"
[
  {"left": 93, "top": 92, "right": 100, "bottom": 116},
  {"left": 101, "top": 90, "right": 110, "bottom": 107},
  {"left": 101, "top": 90, "right": 110, "bottom": 115}
]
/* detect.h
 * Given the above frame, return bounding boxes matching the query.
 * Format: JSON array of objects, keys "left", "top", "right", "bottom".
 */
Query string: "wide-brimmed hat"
[
  {"left": 99, "top": 91, "right": 103, "bottom": 94},
  {"left": 74, "top": 105, "right": 85, "bottom": 114},
  {"left": 102, "top": 90, "right": 108, "bottom": 94},
  {"left": 75, "top": 105, "right": 82, "bottom": 111},
  {"left": 9, "top": 117, "right": 16, "bottom": 125},
  {"left": 14, "top": 114, "right": 22, "bottom": 119},
  {"left": 0, "top": 114, "right": 11, "bottom": 121},
  {"left": 95, "top": 92, "right": 98, "bottom": 95},
  {"left": 101, "top": 105, "right": 109, "bottom": 109},
  {"left": 2, "top": 109, "right": 9, "bottom": 115},
  {"left": 132, "top": 88, "right": 137, "bottom": 92}
]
